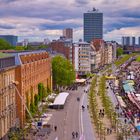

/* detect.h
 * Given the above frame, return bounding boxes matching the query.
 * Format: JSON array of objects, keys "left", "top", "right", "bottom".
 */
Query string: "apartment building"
[
  {"left": 74, "top": 41, "right": 91, "bottom": 76},
  {"left": 0, "top": 54, "right": 16, "bottom": 140},
  {"left": 91, "top": 39, "right": 104, "bottom": 69},
  {"left": 90, "top": 39, "right": 114, "bottom": 70},
  {"left": 104, "top": 42, "right": 113, "bottom": 64}
]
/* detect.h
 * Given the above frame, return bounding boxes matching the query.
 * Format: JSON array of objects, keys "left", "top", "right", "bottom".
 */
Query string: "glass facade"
[{"left": 84, "top": 11, "right": 103, "bottom": 42}]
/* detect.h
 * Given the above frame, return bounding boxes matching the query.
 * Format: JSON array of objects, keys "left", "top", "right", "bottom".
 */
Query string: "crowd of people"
[{"left": 118, "top": 57, "right": 140, "bottom": 133}]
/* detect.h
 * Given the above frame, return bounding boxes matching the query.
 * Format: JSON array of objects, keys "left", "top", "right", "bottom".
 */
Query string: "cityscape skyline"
[{"left": 0, "top": 0, "right": 140, "bottom": 43}]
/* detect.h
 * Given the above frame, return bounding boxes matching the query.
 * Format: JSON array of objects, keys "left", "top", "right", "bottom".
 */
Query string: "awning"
[{"left": 75, "top": 79, "right": 86, "bottom": 83}]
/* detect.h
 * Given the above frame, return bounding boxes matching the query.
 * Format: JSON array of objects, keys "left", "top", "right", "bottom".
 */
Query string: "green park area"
[
  {"left": 114, "top": 53, "right": 136, "bottom": 67},
  {"left": 136, "top": 56, "right": 140, "bottom": 62}
]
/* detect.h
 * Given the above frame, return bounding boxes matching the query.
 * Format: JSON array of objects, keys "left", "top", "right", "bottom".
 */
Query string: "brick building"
[
  {"left": 0, "top": 54, "right": 16, "bottom": 140},
  {"left": 50, "top": 40, "right": 74, "bottom": 65},
  {"left": 13, "top": 51, "right": 52, "bottom": 127}
]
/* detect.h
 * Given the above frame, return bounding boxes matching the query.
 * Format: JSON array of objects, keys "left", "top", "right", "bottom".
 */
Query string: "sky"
[{"left": 0, "top": 0, "right": 140, "bottom": 43}]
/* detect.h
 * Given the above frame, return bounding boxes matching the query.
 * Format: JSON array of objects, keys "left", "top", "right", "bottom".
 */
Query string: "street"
[{"left": 47, "top": 83, "right": 95, "bottom": 140}]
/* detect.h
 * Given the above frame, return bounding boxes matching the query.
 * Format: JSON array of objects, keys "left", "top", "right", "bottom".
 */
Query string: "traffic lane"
[
  {"left": 82, "top": 92, "right": 96, "bottom": 140},
  {"left": 47, "top": 86, "right": 85, "bottom": 140},
  {"left": 65, "top": 87, "right": 84, "bottom": 140}
]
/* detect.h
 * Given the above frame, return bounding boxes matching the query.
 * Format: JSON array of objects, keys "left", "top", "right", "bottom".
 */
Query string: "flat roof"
[{"left": 53, "top": 92, "right": 69, "bottom": 106}]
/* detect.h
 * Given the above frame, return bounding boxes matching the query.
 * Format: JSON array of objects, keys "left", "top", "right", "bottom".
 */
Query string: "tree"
[
  {"left": 38, "top": 45, "right": 48, "bottom": 49},
  {"left": 52, "top": 55, "right": 75, "bottom": 88},
  {"left": 34, "top": 94, "right": 39, "bottom": 106},
  {"left": 38, "top": 83, "right": 43, "bottom": 101},
  {"left": 15, "top": 46, "right": 25, "bottom": 51},
  {"left": 0, "top": 38, "right": 13, "bottom": 50},
  {"left": 136, "top": 56, "right": 140, "bottom": 62},
  {"left": 117, "top": 48, "right": 123, "bottom": 57}
]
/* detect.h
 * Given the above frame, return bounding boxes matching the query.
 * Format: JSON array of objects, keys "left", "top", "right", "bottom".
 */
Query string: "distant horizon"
[{"left": 0, "top": 0, "right": 140, "bottom": 44}]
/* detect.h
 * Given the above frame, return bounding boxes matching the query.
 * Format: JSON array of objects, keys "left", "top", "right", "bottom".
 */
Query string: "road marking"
[{"left": 79, "top": 90, "right": 86, "bottom": 135}]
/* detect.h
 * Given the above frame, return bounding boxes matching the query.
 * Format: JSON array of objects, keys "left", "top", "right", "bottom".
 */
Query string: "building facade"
[
  {"left": 0, "top": 35, "right": 18, "bottom": 46},
  {"left": 104, "top": 42, "right": 113, "bottom": 64},
  {"left": 74, "top": 42, "right": 91, "bottom": 76},
  {"left": 0, "top": 55, "right": 16, "bottom": 140},
  {"left": 122, "top": 36, "right": 135, "bottom": 46},
  {"left": 13, "top": 51, "right": 52, "bottom": 127},
  {"left": 90, "top": 39, "right": 114, "bottom": 70},
  {"left": 50, "top": 40, "right": 74, "bottom": 64},
  {"left": 138, "top": 37, "right": 140, "bottom": 47},
  {"left": 84, "top": 8, "right": 103, "bottom": 42},
  {"left": 63, "top": 28, "right": 73, "bottom": 40}
]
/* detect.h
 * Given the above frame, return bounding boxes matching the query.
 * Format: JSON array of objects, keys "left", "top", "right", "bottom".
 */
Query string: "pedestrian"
[
  {"left": 107, "top": 128, "right": 110, "bottom": 134},
  {"left": 82, "top": 105, "right": 85, "bottom": 111},
  {"left": 87, "top": 105, "right": 89, "bottom": 109},
  {"left": 124, "top": 118, "right": 127, "bottom": 124},
  {"left": 75, "top": 132, "right": 78, "bottom": 138},
  {"left": 54, "top": 126, "right": 57, "bottom": 131},
  {"left": 102, "top": 112, "right": 104, "bottom": 118},
  {"left": 72, "top": 131, "right": 75, "bottom": 139},
  {"left": 109, "top": 128, "right": 112, "bottom": 134}
]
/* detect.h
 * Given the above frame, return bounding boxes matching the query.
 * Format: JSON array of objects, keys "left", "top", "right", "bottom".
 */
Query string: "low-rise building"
[{"left": 0, "top": 53, "right": 16, "bottom": 140}]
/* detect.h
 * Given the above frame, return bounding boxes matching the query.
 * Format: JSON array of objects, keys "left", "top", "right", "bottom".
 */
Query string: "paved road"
[
  {"left": 47, "top": 84, "right": 96, "bottom": 140},
  {"left": 82, "top": 90, "right": 96, "bottom": 140}
]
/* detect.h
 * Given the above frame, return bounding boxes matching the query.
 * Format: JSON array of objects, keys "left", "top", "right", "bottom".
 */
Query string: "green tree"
[
  {"left": 52, "top": 55, "right": 75, "bottom": 88},
  {"left": 117, "top": 48, "right": 123, "bottom": 57},
  {"left": 0, "top": 38, "right": 13, "bottom": 50},
  {"left": 38, "top": 45, "right": 48, "bottom": 49},
  {"left": 38, "top": 83, "right": 43, "bottom": 101},
  {"left": 15, "top": 46, "right": 25, "bottom": 51},
  {"left": 136, "top": 56, "right": 140, "bottom": 62},
  {"left": 34, "top": 94, "right": 39, "bottom": 106}
]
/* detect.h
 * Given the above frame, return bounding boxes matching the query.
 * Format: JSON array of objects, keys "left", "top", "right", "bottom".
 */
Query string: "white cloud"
[
  {"left": 104, "top": 26, "right": 140, "bottom": 43},
  {"left": 0, "top": 0, "right": 139, "bottom": 42}
]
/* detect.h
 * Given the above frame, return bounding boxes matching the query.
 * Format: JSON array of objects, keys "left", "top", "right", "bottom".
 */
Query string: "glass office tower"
[{"left": 84, "top": 8, "right": 103, "bottom": 42}]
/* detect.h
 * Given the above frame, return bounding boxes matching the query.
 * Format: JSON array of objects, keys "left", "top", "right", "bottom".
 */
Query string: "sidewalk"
[{"left": 96, "top": 77, "right": 117, "bottom": 140}]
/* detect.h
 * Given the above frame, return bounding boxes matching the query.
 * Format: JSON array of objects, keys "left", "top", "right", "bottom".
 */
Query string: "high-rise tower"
[{"left": 84, "top": 8, "right": 103, "bottom": 42}]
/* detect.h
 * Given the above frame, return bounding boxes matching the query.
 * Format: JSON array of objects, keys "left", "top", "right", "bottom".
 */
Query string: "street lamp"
[{"left": 11, "top": 80, "right": 38, "bottom": 131}]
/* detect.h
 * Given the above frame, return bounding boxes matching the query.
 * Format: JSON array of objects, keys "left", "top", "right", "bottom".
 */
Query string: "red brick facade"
[{"left": 15, "top": 52, "right": 52, "bottom": 127}]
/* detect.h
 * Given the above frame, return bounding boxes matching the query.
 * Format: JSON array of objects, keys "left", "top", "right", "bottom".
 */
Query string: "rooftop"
[{"left": 86, "top": 8, "right": 102, "bottom": 13}]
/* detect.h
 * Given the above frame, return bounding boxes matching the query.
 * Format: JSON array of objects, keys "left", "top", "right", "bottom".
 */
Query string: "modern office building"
[
  {"left": 138, "top": 37, "right": 140, "bottom": 47},
  {"left": 130, "top": 37, "right": 135, "bottom": 46},
  {"left": 122, "top": 36, "right": 135, "bottom": 46},
  {"left": 84, "top": 8, "right": 103, "bottom": 42},
  {"left": 0, "top": 53, "right": 16, "bottom": 140},
  {"left": 63, "top": 28, "right": 73, "bottom": 40},
  {"left": 0, "top": 35, "right": 18, "bottom": 46}
]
